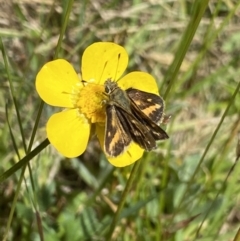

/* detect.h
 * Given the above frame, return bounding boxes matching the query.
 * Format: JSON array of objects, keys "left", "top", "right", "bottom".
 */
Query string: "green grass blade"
[
  {"left": 0, "top": 138, "right": 50, "bottom": 183},
  {"left": 162, "top": 0, "right": 209, "bottom": 100},
  {"left": 0, "top": 37, "right": 27, "bottom": 152}
]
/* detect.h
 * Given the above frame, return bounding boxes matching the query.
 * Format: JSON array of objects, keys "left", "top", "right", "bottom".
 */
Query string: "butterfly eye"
[{"left": 105, "top": 85, "right": 110, "bottom": 94}]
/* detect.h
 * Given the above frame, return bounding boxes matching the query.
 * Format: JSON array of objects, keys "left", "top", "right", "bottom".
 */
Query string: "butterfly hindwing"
[
  {"left": 130, "top": 102, "right": 169, "bottom": 141},
  {"left": 126, "top": 89, "right": 168, "bottom": 140},
  {"left": 117, "top": 107, "right": 157, "bottom": 151}
]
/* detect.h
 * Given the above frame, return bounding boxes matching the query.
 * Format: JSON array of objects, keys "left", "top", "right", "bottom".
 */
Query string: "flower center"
[{"left": 74, "top": 81, "right": 106, "bottom": 123}]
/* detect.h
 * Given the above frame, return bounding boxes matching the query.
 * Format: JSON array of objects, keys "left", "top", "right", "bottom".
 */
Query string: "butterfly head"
[{"left": 104, "top": 79, "right": 118, "bottom": 94}]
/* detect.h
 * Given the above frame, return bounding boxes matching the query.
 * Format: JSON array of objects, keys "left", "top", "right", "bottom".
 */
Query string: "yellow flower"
[{"left": 36, "top": 42, "right": 161, "bottom": 167}]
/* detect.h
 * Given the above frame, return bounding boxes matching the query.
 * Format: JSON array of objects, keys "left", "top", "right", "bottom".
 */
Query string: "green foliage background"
[{"left": 0, "top": 0, "right": 240, "bottom": 240}]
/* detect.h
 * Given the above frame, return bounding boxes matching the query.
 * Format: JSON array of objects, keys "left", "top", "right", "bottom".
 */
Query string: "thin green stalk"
[
  {"left": 179, "top": 1, "right": 240, "bottom": 92},
  {"left": 158, "top": 141, "right": 172, "bottom": 239},
  {"left": 28, "top": 101, "right": 45, "bottom": 153},
  {"left": 0, "top": 138, "right": 50, "bottom": 182},
  {"left": 0, "top": 37, "right": 27, "bottom": 152},
  {"left": 54, "top": 0, "right": 74, "bottom": 59},
  {"left": 106, "top": 160, "right": 142, "bottom": 240},
  {"left": 162, "top": 0, "right": 209, "bottom": 100},
  {"left": 3, "top": 165, "right": 27, "bottom": 241},
  {"left": 5, "top": 103, "right": 20, "bottom": 160}
]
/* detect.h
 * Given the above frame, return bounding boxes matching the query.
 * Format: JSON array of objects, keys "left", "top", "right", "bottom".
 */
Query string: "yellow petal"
[
  {"left": 36, "top": 59, "right": 82, "bottom": 107},
  {"left": 47, "top": 109, "right": 90, "bottom": 157},
  {"left": 96, "top": 124, "right": 144, "bottom": 167},
  {"left": 81, "top": 42, "right": 128, "bottom": 85},
  {"left": 118, "top": 72, "right": 160, "bottom": 95}
]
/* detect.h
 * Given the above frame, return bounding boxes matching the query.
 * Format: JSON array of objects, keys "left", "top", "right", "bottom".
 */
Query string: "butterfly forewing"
[
  {"left": 126, "top": 88, "right": 164, "bottom": 123},
  {"left": 104, "top": 105, "right": 131, "bottom": 156}
]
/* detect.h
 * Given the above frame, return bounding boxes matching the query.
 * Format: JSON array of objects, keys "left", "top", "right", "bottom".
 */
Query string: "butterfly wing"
[
  {"left": 126, "top": 88, "right": 169, "bottom": 140},
  {"left": 104, "top": 104, "right": 131, "bottom": 157},
  {"left": 117, "top": 107, "right": 157, "bottom": 151},
  {"left": 126, "top": 88, "right": 164, "bottom": 123}
]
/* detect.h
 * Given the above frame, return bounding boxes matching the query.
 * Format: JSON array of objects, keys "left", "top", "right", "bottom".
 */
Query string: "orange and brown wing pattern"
[
  {"left": 104, "top": 105, "right": 131, "bottom": 157},
  {"left": 126, "top": 88, "right": 164, "bottom": 124},
  {"left": 117, "top": 108, "right": 157, "bottom": 151},
  {"left": 126, "top": 88, "right": 168, "bottom": 141}
]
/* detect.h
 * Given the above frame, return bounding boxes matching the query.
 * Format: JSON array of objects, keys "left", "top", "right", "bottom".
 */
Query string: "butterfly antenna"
[
  {"left": 115, "top": 53, "right": 121, "bottom": 82},
  {"left": 99, "top": 60, "right": 108, "bottom": 83}
]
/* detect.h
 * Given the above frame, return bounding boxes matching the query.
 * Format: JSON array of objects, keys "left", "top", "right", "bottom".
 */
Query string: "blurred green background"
[{"left": 0, "top": 0, "right": 240, "bottom": 240}]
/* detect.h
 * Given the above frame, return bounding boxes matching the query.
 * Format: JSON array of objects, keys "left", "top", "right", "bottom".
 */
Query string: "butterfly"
[{"left": 103, "top": 79, "right": 169, "bottom": 157}]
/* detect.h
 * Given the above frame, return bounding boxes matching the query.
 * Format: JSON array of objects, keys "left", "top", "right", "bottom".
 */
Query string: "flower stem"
[{"left": 106, "top": 160, "right": 141, "bottom": 240}]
